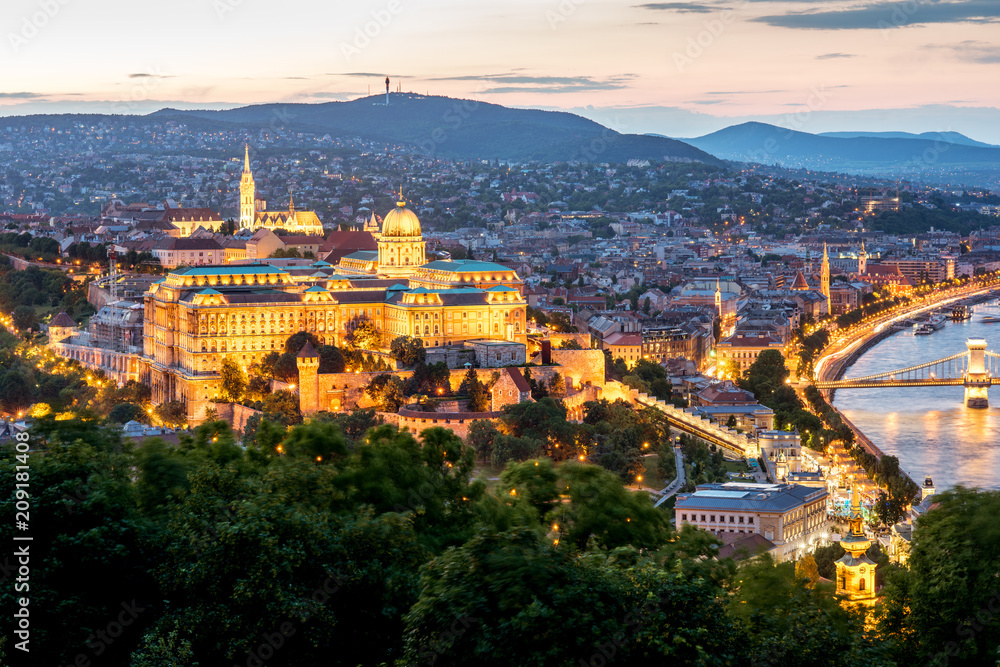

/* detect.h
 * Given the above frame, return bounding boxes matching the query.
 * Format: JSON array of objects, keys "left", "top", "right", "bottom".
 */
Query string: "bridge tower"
[{"left": 965, "top": 337, "right": 990, "bottom": 408}]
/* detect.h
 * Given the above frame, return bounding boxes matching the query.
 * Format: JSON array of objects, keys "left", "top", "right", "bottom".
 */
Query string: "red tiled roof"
[
  {"left": 605, "top": 332, "right": 641, "bottom": 346},
  {"left": 507, "top": 367, "right": 531, "bottom": 393},
  {"left": 50, "top": 312, "right": 76, "bottom": 327}
]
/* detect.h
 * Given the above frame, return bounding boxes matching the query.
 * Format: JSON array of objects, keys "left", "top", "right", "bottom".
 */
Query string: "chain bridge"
[{"left": 815, "top": 338, "right": 1000, "bottom": 408}]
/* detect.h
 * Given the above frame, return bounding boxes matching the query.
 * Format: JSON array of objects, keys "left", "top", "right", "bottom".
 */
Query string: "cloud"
[
  {"left": 0, "top": 92, "right": 43, "bottom": 99},
  {"left": 947, "top": 39, "right": 1000, "bottom": 63},
  {"left": 816, "top": 52, "right": 855, "bottom": 59},
  {"left": 755, "top": 0, "right": 1000, "bottom": 30},
  {"left": 427, "top": 73, "right": 636, "bottom": 94},
  {"left": 128, "top": 73, "right": 175, "bottom": 79},
  {"left": 300, "top": 92, "right": 354, "bottom": 100},
  {"left": 633, "top": 2, "right": 716, "bottom": 13},
  {"left": 330, "top": 72, "right": 392, "bottom": 78},
  {"left": 705, "top": 89, "right": 787, "bottom": 95}
]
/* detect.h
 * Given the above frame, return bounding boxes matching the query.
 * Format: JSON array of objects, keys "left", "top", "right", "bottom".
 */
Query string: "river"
[{"left": 833, "top": 299, "right": 1000, "bottom": 490}]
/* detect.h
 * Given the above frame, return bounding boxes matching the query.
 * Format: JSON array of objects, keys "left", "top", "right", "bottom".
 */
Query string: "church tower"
[
  {"left": 835, "top": 484, "right": 877, "bottom": 604},
  {"left": 821, "top": 243, "right": 831, "bottom": 312},
  {"left": 858, "top": 240, "right": 868, "bottom": 276},
  {"left": 239, "top": 144, "right": 256, "bottom": 229}
]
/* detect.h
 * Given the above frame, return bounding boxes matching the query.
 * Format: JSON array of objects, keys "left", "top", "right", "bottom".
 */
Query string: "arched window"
[
  {"left": 424, "top": 325, "right": 430, "bottom": 335},
  {"left": 859, "top": 578, "right": 866, "bottom": 591}
]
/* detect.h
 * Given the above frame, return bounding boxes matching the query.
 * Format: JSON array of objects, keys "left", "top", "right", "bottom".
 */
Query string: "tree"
[
  {"left": 317, "top": 345, "right": 346, "bottom": 373},
  {"left": 220, "top": 357, "right": 247, "bottom": 403},
  {"left": 461, "top": 368, "right": 489, "bottom": 412},
  {"left": 108, "top": 402, "right": 148, "bottom": 424},
  {"left": 490, "top": 433, "right": 541, "bottom": 467},
  {"left": 0, "top": 420, "right": 159, "bottom": 666},
  {"left": 390, "top": 336, "right": 426, "bottom": 366},
  {"left": 154, "top": 400, "right": 187, "bottom": 427},
  {"left": 261, "top": 389, "right": 301, "bottom": 426},
  {"left": 0, "top": 370, "right": 32, "bottom": 413},
  {"left": 400, "top": 530, "right": 736, "bottom": 666},
  {"left": 558, "top": 338, "right": 583, "bottom": 350},
  {"left": 246, "top": 374, "right": 272, "bottom": 401},
  {"left": 365, "top": 374, "right": 405, "bottom": 412},
  {"left": 12, "top": 304, "right": 38, "bottom": 332},
  {"left": 284, "top": 331, "right": 322, "bottom": 356},
  {"left": 313, "top": 408, "right": 382, "bottom": 445},
  {"left": 877, "top": 487, "right": 1000, "bottom": 664},
  {"left": 349, "top": 318, "right": 381, "bottom": 350},
  {"left": 467, "top": 419, "right": 499, "bottom": 462},
  {"left": 727, "top": 555, "right": 889, "bottom": 667}
]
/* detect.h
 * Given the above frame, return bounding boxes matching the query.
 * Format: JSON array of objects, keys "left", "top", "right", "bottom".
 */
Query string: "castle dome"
[{"left": 382, "top": 201, "right": 422, "bottom": 238}]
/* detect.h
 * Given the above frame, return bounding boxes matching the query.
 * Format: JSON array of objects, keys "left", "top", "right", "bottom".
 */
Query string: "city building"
[
  {"left": 880, "top": 257, "right": 954, "bottom": 284},
  {"left": 239, "top": 145, "right": 324, "bottom": 236},
  {"left": 151, "top": 237, "right": 226, "bottom": 269},
  {"left": 140, "top": 202, "right": 527, "bottom": 421},
  {"left": 641, "top": 325, "right": 713, "bottom": 369},
  {"left": 716, "top": 332, "right": 787, "bottom": 377},
  {"left": 675, "top": 482, "right": 830, "bottom": 561},
  {"left": 603, "top": 332, "right": 642, "bottom": 368}
]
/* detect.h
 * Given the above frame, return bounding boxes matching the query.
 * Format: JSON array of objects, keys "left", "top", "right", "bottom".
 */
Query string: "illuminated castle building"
[
  {"left": 239, "top": 145, "right": 324, "bottom": 236},
  {"left": 142, "top": 200, "right": 526, "bottom": 421}
]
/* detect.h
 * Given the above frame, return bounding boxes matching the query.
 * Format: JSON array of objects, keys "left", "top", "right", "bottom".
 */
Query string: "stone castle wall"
[{"left": 206, "top": 402, "right": 263, "bottom": 434}]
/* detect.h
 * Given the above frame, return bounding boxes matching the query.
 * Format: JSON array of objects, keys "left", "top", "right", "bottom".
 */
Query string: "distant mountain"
[
  {"left": 818, "top": 130, "right": 996, "bottom": 149},
  {"left": 681, "top": 122, "right": 1000, "bottom": 183},
  {"left": 148, "top": 94, "right": 721, "bottom": 165}
]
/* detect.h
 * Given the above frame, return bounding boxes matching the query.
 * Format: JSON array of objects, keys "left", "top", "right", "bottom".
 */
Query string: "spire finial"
[
  {"left": 244, "top": 143, "right": 250, "bottom": 171},
  {"left": 397, "top": 185, "right": 405, "bottom": 207}
]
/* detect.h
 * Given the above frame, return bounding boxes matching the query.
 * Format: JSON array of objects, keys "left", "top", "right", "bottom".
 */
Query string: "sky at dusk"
[{"left": 3, "top": 0, "right": 1000, "bottom": 141}]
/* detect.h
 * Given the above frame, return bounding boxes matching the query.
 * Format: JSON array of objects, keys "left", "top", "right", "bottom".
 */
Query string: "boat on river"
[{"left": 914, "top": 314, "right": 947, "bottom": 335}]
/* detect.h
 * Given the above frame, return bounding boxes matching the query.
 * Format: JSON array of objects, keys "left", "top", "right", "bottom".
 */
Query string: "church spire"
[
  {"left": 821, "top": 242, "right": 831, "bottom": 313},
  {"left": 239, "top": 144, "right": 256, "bottom": 229}
]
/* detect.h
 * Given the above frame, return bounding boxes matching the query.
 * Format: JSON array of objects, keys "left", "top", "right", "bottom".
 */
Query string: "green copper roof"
[
  {"left": 406, "top": 287, "right": 485, "bottom": 295},
  {"left": 171, "top": 263, "right": 289, "bottom": 276},
  {"left": 304, "top": 285, "right": 329, "bottom": 293},
  {"left": 342, "top": 250, "right": 377, "bottom": 261},
  {"left": 419, "top": 259, "right": 513, "bottom": 273},
  {"left": 197, "top": 288, "right": 222, "bottom": 295},
  {"left": 486, "top": 285, "right": 518, "bottom": 292}
]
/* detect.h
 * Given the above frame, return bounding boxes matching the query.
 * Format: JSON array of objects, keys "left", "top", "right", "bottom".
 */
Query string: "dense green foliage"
[
  {"left": 4, "top": 415, "right": 996, "bottom": 666},
  {"left": 0, "top": 263, "right": 95, "bottom": 325},
  {"left": 738, "top": 350, "right": 824, "bottom": 448}
]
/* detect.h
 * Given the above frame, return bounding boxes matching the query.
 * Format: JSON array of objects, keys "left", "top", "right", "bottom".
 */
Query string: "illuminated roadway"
[{"left": 813, "top": 281, "right": 1000, "bottom": 387}]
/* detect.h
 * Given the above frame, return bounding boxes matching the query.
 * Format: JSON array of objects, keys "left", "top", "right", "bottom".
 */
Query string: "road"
[
  {"left": 654, "top": 446, "right": 686, "bottom": 508},
  {"left": 814, "top": 281, "right": 1000, "bottom": 385}
]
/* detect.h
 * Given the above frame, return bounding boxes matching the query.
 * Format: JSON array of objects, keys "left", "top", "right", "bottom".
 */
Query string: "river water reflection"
[{"left": 833, "top": 300, "right": 1000, "bottom": 490}]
